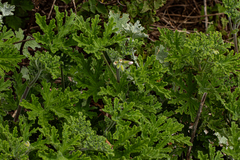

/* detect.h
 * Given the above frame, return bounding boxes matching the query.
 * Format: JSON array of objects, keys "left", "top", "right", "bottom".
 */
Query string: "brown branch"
[
  {"left": 160, "top": 16, "right": 203, "bottom": 24},
  {"left": 177, "top": 8, "right": 196, "bottom": 28},
  {"left": 193, "top": 0, "right": 201, "bottom": 13},
  {"left": 13, "top": 38, "right": 35, "bottom": 44},
  {"left": 48, "top": 0, "right": 56, "bottom": 19},
  {"left": 72, "top": 0, "right": 77, "bottom": 14},
  {"left": 186, "top": 92, "right": 207, "bottom": 160},
  {"left": 117, "top": 0, "right": 126, "bottom": 7},
  {"left": 98, "top": 0, "right": 117, "bottom": 5},
  {"left": 204, "top": 0, "right": 208, "bottom": 30},
  {"left": 150, "top": 24, "right": 192, "bottom": 34},
  {"left": 23, "top": 26, "right": 39, "bottom": 32},
  {"left": 158, "top": 12, "right": 225, "bottom": 19},
  {"left": 158, "top": 0, "right": 174, "bottom": 12},
  {"left": 13, "top": 86, "right": 31, "bottom": 122},
  {"left": 160, "top": 17, "right": 176, "bottom": 29}
]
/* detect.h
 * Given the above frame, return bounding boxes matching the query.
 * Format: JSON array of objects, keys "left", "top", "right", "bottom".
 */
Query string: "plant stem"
[
  {"left": 104, "top": 120, "right": 116, "bottom": 135},
  {"left": 13, "top": 86, "right": 30, "bottom": 122},
  {"left": 233, "top": 33, "right": 238, "bottom": 54},
  {"left": 102, "top": 53, "right": 118, "bottom": 81},
  {"left": 204, "top": 0, "right": 208, "bottom": 30},
  {"left": 28, "top": 69, "right": 42, "bottom": 87},
  {"left": 186, "top": 92, "right": 207, "bottom": 160},
  {"left": 13, "top": 69, "right": 42, "bottom": 122}
]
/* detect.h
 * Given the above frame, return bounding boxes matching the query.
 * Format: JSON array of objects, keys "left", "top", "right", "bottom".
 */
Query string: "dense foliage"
[{"left": 0, "top": 0, "right": 240, "bottom": 159}]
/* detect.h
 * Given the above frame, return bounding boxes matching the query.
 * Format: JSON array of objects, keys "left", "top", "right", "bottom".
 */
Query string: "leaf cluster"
[{"left": 1, "top": 2, "right": 240, "bottom": 159}]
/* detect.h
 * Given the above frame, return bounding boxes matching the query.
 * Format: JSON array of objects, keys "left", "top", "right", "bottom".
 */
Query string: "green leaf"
[
  {"left": 102, "top": 96, "right": 190, "bottom": 159},
  {"left": 73, "top": 54, "right": 106, "bottom": 102},
  {"left": 128, "top": 55, "right": 169, "bottom": 97},
  {"left": 0, "top": 25, "right": 14, "bottom": 41},
  {"left": 223, "top": 0, "right": 240, "bottom": 22},
  {"left": 14, "top": 0, "right": 34, "bottom": 11},
  {"left": 0, "top": 45, "right": 24, "bottom": 77},
  {"left": 14, "top": 28, "right": 41, "bottom": 57},
  {"left": 198, "top": 151, "right": 209, "bottom": 160},
  {"left": 126, "top": 1, "right": 138, "bottom": 18},
  {"left": 74, "top": 14, "right": 125, "bottom": 59},
  {"left": 34, "top": 13, "right": 56, "bottom": 39},
  {"left": 225, "top": 88, "right": 240, "bottom": 120},
  {"left": 231, "top": 28, "right": 239, "bottom": 34},
  {"left": 98, "top": 73, "right": 129, "bottom": 101},
  {"left": 103, "top": 97, "right": 142, "bottom": 125},
  {"left": 0, "top": 77, "right": 13, "bottom": 116},
  {"left": 81, "top": 2, "right": 90, "bottom": 11},
  {"left": 140, "top": 1, "right": 151, "bottom": 13},
  {"left": 96, "top": 3, "right": 108, "bottom": 15},
  {"left": 12, "top": 70, "right": 27, "bottom": 103},
  {"left": 33, "top": 6, "right": 77, "bottom": 54},
  {"left": 5, "top": 16, "right": 22, "bottom": 30},
  {"left": 154, "top": 0, "right": 166, "bottom": 10},
  {"left": 215, "top": 122, "right": 240, "bottom": 159},
  {"left": 89, "top": 0, "right": 96, "bottom": 13},
  {"left": 122, "top": 136, "right": 149, "bottom": 157},
  {"left": 221, "top": 17, "right": 229, "bottom": 30},
  {"left": 108, "top": 10, "right": 130, "bottom": 33},
  {"left": 0, "top": 116, "right": 35, "bottom": 160},
  {"left": 19, "top": 116, "right": 38, "bottom": 143},
  {"left": 0, "top": 77, "right": 11, "bottom": 92},
  {"left": 123, "top": 20, "right": 148, "bottom": 38},
  {"left": 0, "top": 2, "right": 15, "bottom": 17},
  {"left": 109, "top": 11, "right": 148, "bottom": 39},
  {"left": 155, "top": 44, "right": 169, "bottom": 63},
  {"left": 38, "top": 112, "right": 112, "bottom": 159},
  {"left": 27, "top": 51, "right": 61, "bottom": 79},
  {"left": 170, "top": 73, "right": 199, "bottom": 121},
  {"left": 21, "top": 80, "right": 81, "bottom": 128},
  {"left": 20, "top": 66, "right": 30, "bottom": 80}
]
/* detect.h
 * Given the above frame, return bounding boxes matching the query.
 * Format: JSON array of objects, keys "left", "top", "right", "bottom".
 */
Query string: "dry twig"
[
  {"left": 177, "top": 8, "right": 196, "bottom": 28},
  {"left": 158, "top": 12, "right": 224, "bottom": 19},
  {"left": 186, "top": 92, "right": 207, "bottom": 160},
  {"left": 204, "top": 0, "right": 208, "bottom": 30},
  {"left": 13, "top": 38, "right": 35, "bottom": 44},
  {"left": 48, "top": 0, "right": 56, "bottom": 19},
  {"left": 72, "top": 0, "right": 77, "bottom": 14}
]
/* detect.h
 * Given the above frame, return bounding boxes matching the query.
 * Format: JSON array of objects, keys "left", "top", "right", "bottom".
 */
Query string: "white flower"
[{"left": 113, "top": 61, "right": 118, "bottom": 65}]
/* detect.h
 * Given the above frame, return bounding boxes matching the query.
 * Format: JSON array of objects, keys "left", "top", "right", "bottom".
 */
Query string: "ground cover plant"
[{"left": 1, "top": 0, "right": 240, "bottom": 159}]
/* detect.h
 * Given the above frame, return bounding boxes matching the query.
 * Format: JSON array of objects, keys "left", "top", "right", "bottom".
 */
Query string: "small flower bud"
[
  {"left": 119, "top": 59, "right": 123, "bottom": 63},
  {"left": 123, "top": 60, "right": 134, "bottom": 65},
  {"left": 128, "top": 61, "right": 133, "bottom": 65},
  {"left": 120, "top": 64, "right": 125, "bottom": 71},
  {"left": 213, "top": 50, "right": 219, "bottom": 55},
  {"left": 117, "top": 64, "right": 121, "bottom": 69},
  {"left": 24, "top": 141, "right": 30, "bottom": 147},
  {"left": 113, "top": 61, "right": 118, "bottom": 65}
]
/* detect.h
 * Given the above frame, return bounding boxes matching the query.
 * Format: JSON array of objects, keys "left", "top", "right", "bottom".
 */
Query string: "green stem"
[
  {"left": 13, "top": 69, "right": 42, "bottom": 122},
  {"left": 102, "top": 54, "right": 117, "bottom": 81},
  {"left": 28, "top": 69, "right": 42, "bottom": 87},
  {"left": 104, "top": 120, "right": 116, "bottom": 135},
  {"left": 233, "top": 33, "right": 238, "bottom": 54}
]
